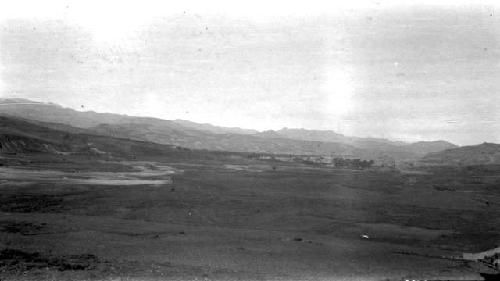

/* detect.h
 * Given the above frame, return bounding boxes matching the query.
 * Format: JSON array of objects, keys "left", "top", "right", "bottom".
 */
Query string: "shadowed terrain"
[
  {"left": 0, "top": 115, "right": 498, "bottom": 280},
  {"left": 0, "top": 99, "right": 457, "bottom": 161}
]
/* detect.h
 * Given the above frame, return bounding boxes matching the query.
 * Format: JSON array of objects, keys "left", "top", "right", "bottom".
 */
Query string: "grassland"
[{"left": 0, "top": 152, "right": 499, "bottom": 280}]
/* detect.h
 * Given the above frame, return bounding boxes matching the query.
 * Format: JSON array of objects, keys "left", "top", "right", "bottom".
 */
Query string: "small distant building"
[
  {"left": 259, "top": 155, "right": 272, "bottom": 160},
  {"left": 332, "top": 157, "right": 374, "bottom": 169},
  {"left": 408, "top": 176, "right": 417, "bottom": 185},
  {"left": 378, "top": 158, "right": 396, "bottom": 168},
  {"left": 471, "top": 176, "right": 483, "bottom": 184}
]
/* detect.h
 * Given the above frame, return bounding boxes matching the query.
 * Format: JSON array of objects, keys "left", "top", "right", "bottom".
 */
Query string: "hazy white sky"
[{"left": 1, "top": 0, "right": 499, "bottom": 145}]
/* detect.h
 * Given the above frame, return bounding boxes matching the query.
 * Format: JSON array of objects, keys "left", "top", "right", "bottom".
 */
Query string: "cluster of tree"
[{"left": 333, "top": 158, "right": 374, "bottom": 169}]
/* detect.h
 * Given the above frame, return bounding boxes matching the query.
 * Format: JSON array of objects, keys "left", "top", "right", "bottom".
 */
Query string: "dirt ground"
[{"left": 0, "top": 154, "right": 499, "bottom": 280}]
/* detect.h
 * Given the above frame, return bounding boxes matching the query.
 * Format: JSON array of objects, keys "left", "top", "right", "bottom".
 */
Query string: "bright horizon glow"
[
  {"left": 0, "top": 96, "right": 475, "bottom": 145},
  {"left": 322, "top": 68, "right": 355, "bottom": 117},
  {"left": 1, "top": 1, "right": 500, "bottom": 146}
]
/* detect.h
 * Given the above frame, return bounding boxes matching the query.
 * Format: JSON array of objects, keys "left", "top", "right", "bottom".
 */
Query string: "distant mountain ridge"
[
  {"left": 258, "top": 127, "right": 405, "bottom": 144},
  {"left": 256, "top": 128, "right": 408, "bottom": 150},
  {"left": 0, "top": 115, "right": 209, "bottom": 159},
  {"left": 422, "top": 142, "right": 500, "bottom": 165},
  {"left": 172, "top": 119, "right": 259, "bottom": 135},
  {"left": 0, "top": 98, "right": 458, "bottom": 160}
]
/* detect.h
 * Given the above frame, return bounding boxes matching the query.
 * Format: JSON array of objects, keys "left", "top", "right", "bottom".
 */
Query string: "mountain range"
[
  {"left": 0, "top": 98, "right": 460, "bottom": 162},
  {"left": 422, "top": 142, "right": 500, "bottom": 166}
]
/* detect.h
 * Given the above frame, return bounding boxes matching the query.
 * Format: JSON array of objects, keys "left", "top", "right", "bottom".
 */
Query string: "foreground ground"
[{"left": 0, "top": 153, "right": 499, "bottom": 280}]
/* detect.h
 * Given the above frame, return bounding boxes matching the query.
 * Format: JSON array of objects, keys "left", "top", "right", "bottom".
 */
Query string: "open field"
[
  {"left": 0, "top": 153, "right": 499, "bottom": 280},
  {"left": 2, "top": 6, "right": 500, "bottom": 280}
]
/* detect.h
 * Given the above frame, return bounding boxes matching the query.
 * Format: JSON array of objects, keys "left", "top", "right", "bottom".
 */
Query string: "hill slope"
[
  {"left": 256, "top": 128, "right": 456, "bottom": 156},
  {"left": 1, "top": 98, "right": 456, "bottom": 160},
  {"left": 172, "top": 119, "right": 258, "bottom": 135},
  {"left": 0, "top": 116, "right": 201, "bottom": 159},
  {"left": 421, "top": 142, "right": 500, "bottom": 165}
]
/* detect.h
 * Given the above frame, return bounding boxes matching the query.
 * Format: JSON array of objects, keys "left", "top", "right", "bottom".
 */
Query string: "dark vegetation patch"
[
  {"left": 0, "top": 248, "right": 104, "bottom": 272},
  {"left": 433, "top": 232, "right": 500, "bottom": 252},
  {"left": 0, "top": 194, "right": 66, "bottom": 213},
  {"left": 16, "top": 159, "right": 136, "bottom": 173},
  {"left": 0, "top": 221, "right": 46, "bottom": 235},
  {"left": 433, "top": 184, "right": 456, "bottom": 191}
]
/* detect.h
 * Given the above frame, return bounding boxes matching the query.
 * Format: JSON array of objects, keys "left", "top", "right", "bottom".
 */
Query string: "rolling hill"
[
  {"left": 255, "top": 128, "right": 456, "bottom": 155},
  {"left": 0, "top": 98, "right": 457, "bottom": 161},
  {"left": 0, "top": 115, "right": 197, "bottom": 159},
  {"left": 421, "top": 142, "right": 500, "bottom": 165}
]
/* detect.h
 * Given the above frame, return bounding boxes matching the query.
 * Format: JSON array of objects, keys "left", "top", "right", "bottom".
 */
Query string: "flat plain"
[{"left": 1, "top": 151, "right": 499, "bottom": 281}]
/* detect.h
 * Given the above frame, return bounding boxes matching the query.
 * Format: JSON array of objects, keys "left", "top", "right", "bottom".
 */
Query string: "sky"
[{"left": 0, "top": 0, "right": 499, "bottom": 145}]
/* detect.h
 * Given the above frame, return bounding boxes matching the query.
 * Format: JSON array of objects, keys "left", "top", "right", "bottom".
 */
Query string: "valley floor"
[{"left": 0, "top": 153, "right": 499, "bottom": 280}]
